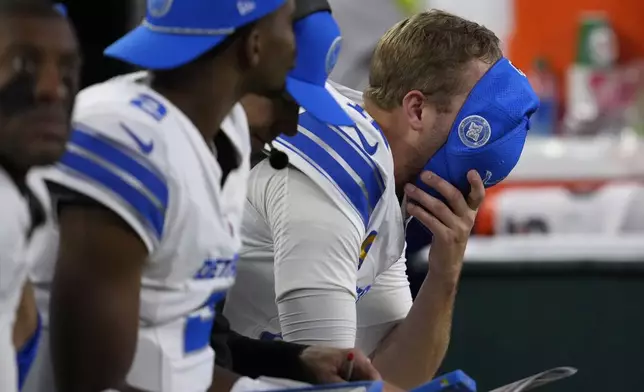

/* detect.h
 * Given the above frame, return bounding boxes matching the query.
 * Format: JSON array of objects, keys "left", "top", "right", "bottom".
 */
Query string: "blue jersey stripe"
[
  {"left": 58, "top": 139, "right": 167, "bottom": 238},
  {"left": 69, "top": 128, "right": 168, "bottom": 207},
  {"left": 277, "top": 133, "right": 370, "bottom": 227},
  {"left": 184, "top": 291, "right": 226, "bottom": 354},
  {"left": 298, "top": 112, "right": 384, "bottom": 213},
  {"left": 329, "top": 125, "right": 385, "bottom": 201},
  {"left": 346, "top": 102, "right": 389, "bottom": 149}
]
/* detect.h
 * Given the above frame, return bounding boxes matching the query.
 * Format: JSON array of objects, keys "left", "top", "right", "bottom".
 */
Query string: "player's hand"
[
  {"left": 299, "top": 346, "right": 381, "bottom": 384},
  {"left": 404, "top": 170, "right": 485, "bottom": 278}
]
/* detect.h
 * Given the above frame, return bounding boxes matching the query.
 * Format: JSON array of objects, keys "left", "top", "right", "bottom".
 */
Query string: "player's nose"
[{"left": 35, "top": 61, "right": 69, "bottom": 102}]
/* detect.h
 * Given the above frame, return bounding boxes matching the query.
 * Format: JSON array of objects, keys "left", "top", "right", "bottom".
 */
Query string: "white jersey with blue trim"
[
  {"left": 0, "top": 168, "right": 32, "bottom": 392},
  {"left": 274, "top": 82, "right": 406, "bottom": 289},
  {"left": 277, "top": 84, "right": 398, "bottom": 236},
  {"left": 224, "top": 83, "right": 410, "bottom": 355},
  {"left": 39, "top": 72, "right": 249, "bottom": 392}
]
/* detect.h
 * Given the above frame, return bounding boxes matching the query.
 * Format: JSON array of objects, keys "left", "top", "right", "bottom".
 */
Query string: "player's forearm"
[
  {"left": 50, "top": 276, "right": 139, "bottom": 391},
  {"left": 209, "top": 366, "right": 241, "bottom": 392},
  {"left": 371, "top": 271, "right": 459, "bottom": 389}
]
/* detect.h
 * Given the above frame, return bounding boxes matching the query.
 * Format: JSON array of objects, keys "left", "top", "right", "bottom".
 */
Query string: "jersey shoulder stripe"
[
  {"left": 276, "top": 111, "right": 385, "bottom": 227},
  {"left": 57, "top": 123, "right": 169, "bottom": 238}
]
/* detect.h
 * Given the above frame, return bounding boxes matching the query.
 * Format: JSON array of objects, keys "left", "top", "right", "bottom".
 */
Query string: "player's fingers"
[
  {"left": 406, "top": 202, "right": 449, "bottom": 239},
  {"left": 466, "top": 170, "right": 485, "bottom": 210},
  {"left": 323, "top": 375, "right": 348, "bottom": 384},
  {"left": 404, "top": 184, "right": 460, "bottom": 229},
  {"left": 418, "top": 171, "right": 469, "bottom": 217},
  {"left": 350, "top": 351, "right": 382, "bottom": 381}
]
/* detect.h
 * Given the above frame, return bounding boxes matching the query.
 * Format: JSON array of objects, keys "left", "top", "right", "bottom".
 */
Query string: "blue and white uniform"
[
  {"left": 223, "top": 83, "right": 412, "bottom": 355},
  {"left": 0, "top": 169, "right": 34, "bottom": 392},
  {"left": 34, "top": 72, "right": 248, "bottom": 391}
]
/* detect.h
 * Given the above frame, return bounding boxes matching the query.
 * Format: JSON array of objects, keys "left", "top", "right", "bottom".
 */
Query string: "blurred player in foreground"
[
  {"left": 36, "top": 0, "right": 297, "bottom": 390},
  {"left": 223, "top": 10, "right": 539, "bottom": 390},
  {"left": 0, "top": 1, "right": 79, "bottom": 391}
]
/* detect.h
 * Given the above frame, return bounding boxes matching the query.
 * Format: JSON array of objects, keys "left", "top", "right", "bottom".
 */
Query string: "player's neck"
[
  {"left": 364, "top": 97, "right": 395, "bottom": 141},
  {"left": 364, "top": 99, "right": 413, "bottom": 192},
  {"left": 151, "top": 64, "right": 244, "bottom": 143}
]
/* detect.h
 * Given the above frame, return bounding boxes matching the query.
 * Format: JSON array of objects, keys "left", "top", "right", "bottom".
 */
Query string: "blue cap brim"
[
  {"left": 104, "top": 25, "right": 228, "bottom": 70},
  {"left": 286, "top": 77, "right": 354, "bottom": 127}
]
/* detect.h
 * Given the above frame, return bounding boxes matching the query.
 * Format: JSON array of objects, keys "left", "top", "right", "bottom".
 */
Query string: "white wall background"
[
  {"left": 426, "top": 0, "right": 514, "bottom": 53},
  {"left": 328, "top": 0, "right": 515, "bottom": 89}
]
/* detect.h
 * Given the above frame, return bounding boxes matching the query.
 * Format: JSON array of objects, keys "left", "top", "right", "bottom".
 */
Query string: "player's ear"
[
  {"left": 401, "top": 90, "right": 427, "bottom": 132},
  {"left": 242, "top": 27, "right": 262, "bottom": 69}
]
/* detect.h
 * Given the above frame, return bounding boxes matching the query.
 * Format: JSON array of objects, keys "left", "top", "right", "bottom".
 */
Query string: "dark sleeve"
[
  {"left": 45, "top": 181, "right": 106, "bottom": 211},
  {"left": 211, "top": 301, "right": 234, "bottom": 370},
  {"left": 211, "top": 301, "right": 316, "bottom": 382}
]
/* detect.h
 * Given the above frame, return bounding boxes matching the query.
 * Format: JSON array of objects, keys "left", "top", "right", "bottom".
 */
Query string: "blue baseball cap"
[
  {"left": 286, "top": 11, "right": 354, "bottom": 126},
  {"left": 104, "top": 0, "right": 287, "bottom": 70},
  {"left": 416, "top": 57, "right": 539, "bottom": 199}
]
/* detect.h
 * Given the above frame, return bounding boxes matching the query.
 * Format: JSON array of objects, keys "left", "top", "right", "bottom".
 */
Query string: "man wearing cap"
[
  {"left": 223, "top": 9, "right": 539, "bottom": 390},
  {"left": 240, "top": 0, "right": 355, "bottom": 164},
  {"left": 35, "top": 0, "right": 301, "bottom": 390}
]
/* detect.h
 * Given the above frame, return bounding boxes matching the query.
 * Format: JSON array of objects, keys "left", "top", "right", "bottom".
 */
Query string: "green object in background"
[
  {"left": 575, "top": 12, "right": 618, "bottom": 68},
  {"left": 633, "top": 83, "right": 644, "bottom": 136},
  {"left": 395, "top": 0, "right": 422, "bottom": 15}
]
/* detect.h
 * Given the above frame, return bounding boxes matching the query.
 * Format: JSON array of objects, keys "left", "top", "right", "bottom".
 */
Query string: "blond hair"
[{"left": 365, "top": 10, "right": 502, "bottom": 111}]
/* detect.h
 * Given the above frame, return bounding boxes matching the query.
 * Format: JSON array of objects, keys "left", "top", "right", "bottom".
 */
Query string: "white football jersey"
[
  {"left": 24, "top": 170, "right": 57, "bottom": 328},
  {"left": 38, "top": 72, "right": 249, "bottom": 392},
  {"left": 0, "top": 168, "right": 34, "bottom": 392},
  {"left": 223, "top": 83, "right": 411, "bottom": 355}
]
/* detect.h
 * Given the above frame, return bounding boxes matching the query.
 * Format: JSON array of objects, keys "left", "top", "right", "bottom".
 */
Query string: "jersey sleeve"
[
  {"left": 257, "top": 164, "right": 365, "bottom": 347},
  {"left": 275, "top": 108, "right": 388, "bottom": 235},
  {"left": 41, "top": 113, "right": 170, "bottom": 253},
  {"left": 0, "top": 183, "right": 27, "bottom": 391},
  {"left": 0, "top": 183, "right": 29, "bottom": 294},
  {"left": 355, "top": 254, "right": 412, "bottom": 354}
]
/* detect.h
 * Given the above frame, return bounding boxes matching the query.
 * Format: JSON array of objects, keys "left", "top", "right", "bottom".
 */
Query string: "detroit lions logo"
[
  {"left": 148, "top": 0, "right": 173, "bottom": 18},
  {"left": 458, "top": 115, "right": 491, "bottom": 149},
  {"left": 237, "top": 0, "right": 256, "bottom": 16},
  {"left": 325, "top": 37, "right": 342, "bottom": 76}
]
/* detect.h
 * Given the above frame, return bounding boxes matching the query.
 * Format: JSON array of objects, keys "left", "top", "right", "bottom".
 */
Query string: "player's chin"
[{"left": 25, "top": 142, "right": 67, "bottom": 168}]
